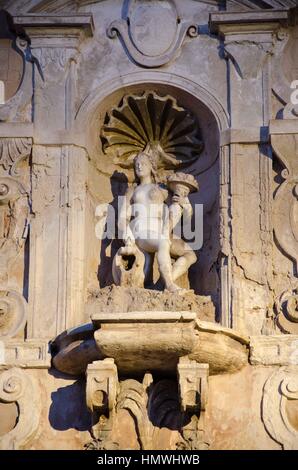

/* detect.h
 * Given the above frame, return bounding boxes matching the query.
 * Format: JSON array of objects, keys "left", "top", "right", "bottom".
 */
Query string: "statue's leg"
[
  {"left": 157, "top": 239, "right": 181, "bottom": 292},
  {"left": 170, "top": 239, "right": 197, "bottom": 282},
  {"left": 143, "top": 251, "right": 154, "bottom": 287}
]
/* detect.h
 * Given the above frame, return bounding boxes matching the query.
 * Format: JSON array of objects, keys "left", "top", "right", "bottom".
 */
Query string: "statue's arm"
[
  {"left": 168, "top": 195, "right": 193, "bottom": 234},
  {"left": 172, "top": 194, "right": 193, "bottom": 218}
]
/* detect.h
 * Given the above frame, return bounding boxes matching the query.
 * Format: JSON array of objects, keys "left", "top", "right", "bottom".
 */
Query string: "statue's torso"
[
  {"left": 130, "top": 183, "right": 169, "bottom": 243},
  {"left": 131, "top": 183, "right": 167, "bottom": 215}
]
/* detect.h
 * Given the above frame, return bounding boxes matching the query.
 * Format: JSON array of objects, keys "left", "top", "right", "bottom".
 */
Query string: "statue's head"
[{"left": 133, "top": 144, "right": 158, "bottom": 183}]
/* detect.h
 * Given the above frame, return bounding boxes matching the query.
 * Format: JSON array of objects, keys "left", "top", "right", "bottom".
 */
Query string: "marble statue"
[{"left": 113, "top": 145, "right": 198, "bottom": 292}]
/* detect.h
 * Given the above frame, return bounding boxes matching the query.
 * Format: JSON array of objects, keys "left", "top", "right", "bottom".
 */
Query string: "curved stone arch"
[{"left": 74, "top": 70, "right": 229, "bottom": 144}]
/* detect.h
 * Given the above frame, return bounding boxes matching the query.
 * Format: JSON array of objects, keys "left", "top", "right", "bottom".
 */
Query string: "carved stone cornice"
[
  {"left": 15, "top": 14, "right": 93, "bottom": 80},
  {"left": 12, "top": 13, "right": 94, "bottom": 35},
  {"left": 220, "top": 127, "right": 269, "bottom": 146},
  {"left": 250, "top": 335, "right": 298, "bottom": 366},
  {"left": 0, "top": 339, "right": 51, "bottom": 368},
  {"left": 210, "top": 10, "right": 289, "bottom": 79},
  {"left": 209, "top": 11, "right": 289, "bottom": 35},
  {"left": 270, "top": 119, "right": 298, "bottom": 135}
]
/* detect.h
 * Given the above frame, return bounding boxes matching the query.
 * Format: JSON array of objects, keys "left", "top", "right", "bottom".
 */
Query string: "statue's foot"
[{"left": 165, "top": 283, "right": 184, "bottom": 293}]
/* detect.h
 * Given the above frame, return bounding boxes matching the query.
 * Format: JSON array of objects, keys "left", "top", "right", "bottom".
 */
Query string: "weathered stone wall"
[{"left": 0, "top": 0, "right": 298, "bottom": 451}]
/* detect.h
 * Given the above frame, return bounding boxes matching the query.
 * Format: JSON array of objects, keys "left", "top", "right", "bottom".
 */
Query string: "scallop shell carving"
[{"left": 101, "top": 92, "right": 203, "bottom": 169}]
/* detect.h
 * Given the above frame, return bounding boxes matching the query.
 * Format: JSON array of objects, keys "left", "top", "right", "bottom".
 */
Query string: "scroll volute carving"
[
  {"left": 275, "top": 289, "right": 298, "bottom": 335},
  {"left": 86, "top": 359, "right": 119, "bottom": 449},
  {"left": 263, "top": 367, "right": 298, "bottom": 450},
  {"left": 0, "top": 289, "right": 27, "bottom": 339},
  {"left": 272, "top": 134, "right": 298, "bottom": 272},
  {"left": 0, "top": 368, "right": 41, "bottom": 449}
]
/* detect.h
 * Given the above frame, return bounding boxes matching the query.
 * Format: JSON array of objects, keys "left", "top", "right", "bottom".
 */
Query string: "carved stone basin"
[{"left": 52, "top": 311, "right": 249, "bottom": 377}]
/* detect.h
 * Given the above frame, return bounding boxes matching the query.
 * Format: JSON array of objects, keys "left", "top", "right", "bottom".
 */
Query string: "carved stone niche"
[
  {"left": 0, "top": 368, "right": 41, "bottom": 449},
  {"left": 263, "top": 367, "right": 298, "bottom": 450},
  {"left": 94, "top": 87, "right": 220, "bottom": 301},
  {"left": 107, "top": 0, "right": 198, "bottom": 68},
  {"left": 101, "top": 91, "right": 203, "bottom": 170},
  {"left": 0, "top": 11, "right": 34, "bottom": 122}
]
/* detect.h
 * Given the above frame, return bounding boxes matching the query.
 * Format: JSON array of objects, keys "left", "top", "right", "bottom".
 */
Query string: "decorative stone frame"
[
  {"left": 0, "top": 35, "right": 33, "bottom": 123},
  {"left": 262, "top": 366, "right": 298, "bottom": 450}
]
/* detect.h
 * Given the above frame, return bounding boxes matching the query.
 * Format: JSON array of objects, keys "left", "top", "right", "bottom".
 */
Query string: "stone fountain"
[{"left": 52, "top": 92, "right": 249, "bottom": 450}]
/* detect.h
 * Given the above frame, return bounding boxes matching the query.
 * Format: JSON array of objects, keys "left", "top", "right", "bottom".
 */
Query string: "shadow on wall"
[
  {"left": 49, "top": 377, "right": 91, "bottom": 432},
  {"left": 98, "top": 171, "right": 128, "bottom": 288}
]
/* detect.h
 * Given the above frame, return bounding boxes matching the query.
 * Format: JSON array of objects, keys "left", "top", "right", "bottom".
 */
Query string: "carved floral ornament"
[
  {"left": 107, "top": 0, "right": 198, "bottom": 68},
  {"left": 101, "top": 91, "right": 203, "bottom": 170},
  {"left": 0, "top": 176, "right": 30, "bottom": 264},
  {"left": 0, "top": 138, "right": 32, "bottom": 176}
]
